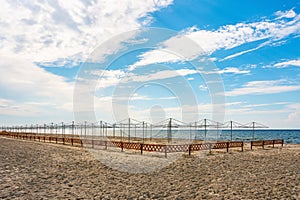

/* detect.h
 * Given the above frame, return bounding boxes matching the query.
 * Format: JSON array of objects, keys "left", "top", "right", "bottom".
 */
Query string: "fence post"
[
  {"left": 209, "top": 143, "right": 212, "bottom": 154},
  {"left": 140, "top": 143, "right": 143, "bottom": 155},
  {"left": 188, "top": 144, "right": 191, "bottom": 156},
  {"left": 250, "top": 141, "right": 253, "bottom": 150},
  {"left": 71, "top": 138, "right": 73, "bottom": 146},
  {"left": 165, "top": 145, "right": 167, "bottom": 158},
  {"left": 121, "top": 142, "right": 123, "bottom": 152},
  {"left": 262, "top": 140, "right": 264, "bottom": 149},
  {"left": 226, "top": 142, "right": 229, "bottom": 153},
  {"left": 241, "top": 141, "right": 244, "bottom": 152},
  {"left": 92, "top": 139, "right": 94, "bottom": 148},
  {"left": 281, "top": 139, "right": 284, "bottom": 147},
  {"left": 272, "top": 140, "right": 275, "bottom": 148}
]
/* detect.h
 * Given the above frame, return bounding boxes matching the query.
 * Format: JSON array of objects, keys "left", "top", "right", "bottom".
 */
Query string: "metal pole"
[
  {"left": 142, "top": 121, "right": 145, "bottom": 143},
  {"left": 72, "top": 121, "right": 74, "bottom": 138},
  {"left": 61, "top": 122, "right": 64, "bottom": 139},
  {"left": 113, "top": 123, "right": 115, "bottom": 138},
  {"left": 105, "top": 122, "right": 107, "bottom": 138},
  {"left": 128, "top": 118, "right": 131, "bottom": 142},
  {"left": 167, "top": 118, "right": 172, "bottom": 143},
  {"left": 252, "top": 122, "right": 255, "bottom": 140},
  {"left": 100, "top": 121, "right": 102, "bottom": 138},
  {"left": 36, "top": 124, "right": 39, "bottom": 135},
  {"left": 230, "top": 121, "right": 233, "bottom": 141},
  {"left": 84, "top": 121, "right": 87, "bottom": 138},
  {"left": 204, "top": 118, "right": 207, "bottom": 139}
]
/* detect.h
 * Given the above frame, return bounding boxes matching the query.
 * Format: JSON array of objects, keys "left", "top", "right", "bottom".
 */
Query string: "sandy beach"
[{"left": 0, "top": 137, "right": 299, "bottom": 199}]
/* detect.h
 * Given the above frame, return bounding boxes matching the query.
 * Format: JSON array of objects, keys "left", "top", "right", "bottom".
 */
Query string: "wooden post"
[
  {"left": 262, "top": 140, "right": 265, "bottom": 149},
  {"left": 272, "top": 140, "right": 275, "bottom": 148},
  {"left": 121, "top": 142, "right": 123, "bottom": 152},
  {"left": 209, "top": 143, "right": 212, "bottom": 154},
  {"left": 140, "top": 143, "right": 143, "bottom": 155},
  {"left": 165, "top": 145, "right": 167, "bottom": 158},
  {"left": 226, "top": 142, "right": 229, "bottom": 153},
  {"left": 241, "top": 141, "right": 244, "bottom": 152},
  {"left": 188, "top": 144, "right": 191, "bottom": 156},
  {"left": 281, "top": 139, "right": 284, "bottom": 147}
]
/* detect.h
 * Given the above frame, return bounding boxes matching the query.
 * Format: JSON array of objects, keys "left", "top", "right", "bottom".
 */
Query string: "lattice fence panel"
[
  {"left": 143, "top": 144, "right": 166, "bottom": 152},
  {"left": 273, "top": 139, "right": 283, "bottom": 144},
  {"left": 229, "top": 141, "right": 243, "bottom": 148},
  {"left": 167, "top": 144, "right": 189, "bottom": 152},
  {"left": 212, "top": 142, "right": 227, "bottom": 149},
  {"left": 123, "top": 142, "right": 141, "bottom": 150}
]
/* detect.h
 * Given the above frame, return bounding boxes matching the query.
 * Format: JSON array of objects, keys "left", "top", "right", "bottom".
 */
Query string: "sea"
[
  {"left": 147, "top": 129, "right": 300, "bottom": 144},
  {"left": 60, "top": 128, "right": 300, "bottom": 144},
  {"left": 7, "top": 127, "right": 300, "bottom": 144}
]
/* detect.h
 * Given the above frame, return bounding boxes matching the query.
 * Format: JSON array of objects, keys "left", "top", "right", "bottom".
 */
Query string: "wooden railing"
[
  {"left": 0, "top": 131, "right": 283, "bottom": 157},
  {"left": 250, "top": 139, "right": 284, "bottom": 150}
]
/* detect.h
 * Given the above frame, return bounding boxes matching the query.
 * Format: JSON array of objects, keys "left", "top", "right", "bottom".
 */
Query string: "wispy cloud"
[
  {"left": 187, "top": 9, "right": 300, "bottom": 55},
  {"left": 91, "top": 69, "right": 198, "bottom": 89},
  {"left": 275, "top": 9, "right": 297, "bottom": 19},
  {"left": 273, "top": 59, "right": 300, "bottom": 68},
  {"left": 226, "top": 79, "right": 300, "bottom": 96},
  {"left": 200, "top": 67, "right": 250, "bottom": 75},
  {"left": 129, "top": 8, "right": 300, "bottom": 68}
]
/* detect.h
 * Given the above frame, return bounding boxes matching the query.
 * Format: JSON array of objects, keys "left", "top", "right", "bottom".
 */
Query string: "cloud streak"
[
  {"left": 226, "top": 80, "right": 300, "bottom": 96},
  {"left": 274, "top": 59, "right": 300, "bottom": 68},
  {"left": 128, "top": 8, "right": 300, "bottom": 68}
]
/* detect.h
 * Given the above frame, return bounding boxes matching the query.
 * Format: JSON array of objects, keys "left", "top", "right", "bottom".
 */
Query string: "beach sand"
[{"left": 0, "top": 137, "right": 299, "bottom": 199}]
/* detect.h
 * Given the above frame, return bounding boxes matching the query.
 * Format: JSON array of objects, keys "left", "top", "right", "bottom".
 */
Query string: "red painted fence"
[{"left": 0, "top": 131, "right": 283, "bottom": 157}]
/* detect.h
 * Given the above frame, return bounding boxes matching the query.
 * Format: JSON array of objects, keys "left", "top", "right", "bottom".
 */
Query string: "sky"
[{"left": 0, "top": 0, "right": 300, "bottom": 128}]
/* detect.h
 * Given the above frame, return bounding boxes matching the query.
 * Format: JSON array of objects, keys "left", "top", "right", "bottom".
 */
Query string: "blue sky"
[{"left": 0, "top": 0, "right": 300, "bottom": 128}]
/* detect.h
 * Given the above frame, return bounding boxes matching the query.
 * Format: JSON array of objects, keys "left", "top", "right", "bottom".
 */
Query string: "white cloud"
[
  {"left": 92, "top": 69, "right": 198, "bottom": 89},
  {"left": 218, "top": 67, "right": 250, "bottom": 74},
  {"left": 128, "top": 34, "right": 204, "bottom": 70},
  {"left": 275, "top": 9, "right": 297, "bottom": 19},
  {"left": 0, "top": 57, "right": 74, "bottom": 114},
  {"left": 274, "top": 59, "right": 300, "bottom": 68},
  {"left": 287, "top": 103, "right": 300, "bottom": 121},
  {"left": 129, "top": 9, "right": 300, "bottom": 67},
  {"left": 202, "top": 67, "right": 250, "bottom": 75},
  {"left": 226, "top": 79, "right": 300, "bottom": 96},
  {"left": 187, "top": 13, "right": 300, "bottom": 55},
  {"left": 0, "top": 0, "right": 173, "bottom": 64},
  {"left": 0, "top": 0, "right": 174, "bottom": 122}
]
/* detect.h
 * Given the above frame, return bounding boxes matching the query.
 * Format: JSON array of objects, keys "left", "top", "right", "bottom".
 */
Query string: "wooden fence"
[
  {"left": 250, "top": 139, "right": 284, "bottom": 150},
  {"left": 0, "top": 131, "right": 283, "bottom": 157}
]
